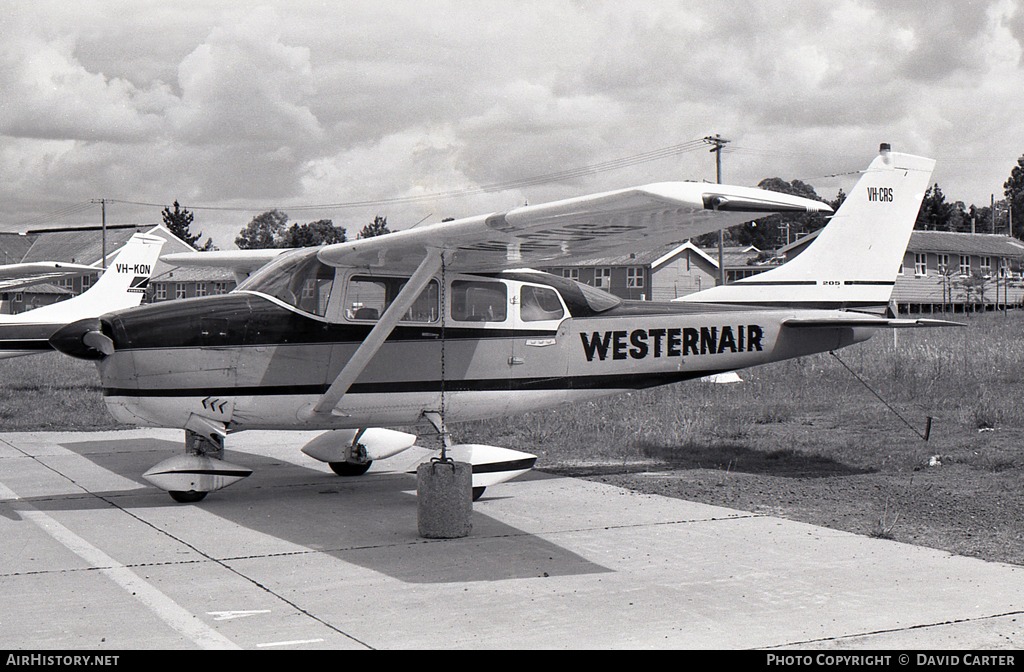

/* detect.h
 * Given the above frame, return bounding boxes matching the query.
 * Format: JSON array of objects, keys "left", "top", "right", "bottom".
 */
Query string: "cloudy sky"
[{"left": 1, "top": 0, "right": 1022, "bottom": 249}]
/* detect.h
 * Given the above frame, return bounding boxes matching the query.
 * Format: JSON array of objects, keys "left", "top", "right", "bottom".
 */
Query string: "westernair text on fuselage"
[{"left": 579, "top": 324, "right": 764, "bottom": 362}]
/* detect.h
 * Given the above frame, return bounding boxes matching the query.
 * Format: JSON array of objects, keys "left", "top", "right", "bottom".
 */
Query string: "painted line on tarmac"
[
  {"left": 0, "top": 480, "right": 239, "bottom": 650},
  {"left": 257, "top": 638, "right": 325, "bottom": 648}
]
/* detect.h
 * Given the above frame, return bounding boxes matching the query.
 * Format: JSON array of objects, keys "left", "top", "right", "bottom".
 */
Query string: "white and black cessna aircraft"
[
  {"left": 0, "top": 233, "right": 164, "bottom": 359},
  {"left": 50, "top": 145, "right": 939, "bottom": 503}
]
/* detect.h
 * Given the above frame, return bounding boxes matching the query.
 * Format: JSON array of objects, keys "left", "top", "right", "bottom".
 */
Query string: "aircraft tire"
[
  {"left": 329, "top": 461, "right": 372, "bottom": 477},
  {"left": 472, "top": 487, "right": 485, "bottom": 501},
  {"left": 169, "top": 490, "right": 208, "bottom": 503}
]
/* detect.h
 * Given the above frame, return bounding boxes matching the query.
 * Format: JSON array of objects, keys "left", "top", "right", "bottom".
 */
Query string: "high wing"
[
  {"left": 162, "top": 181, "right": 831, "bottom": 275},
  {"left": 315, "top": 182, "right": 831, "bottom": 273},
  {"left": 0, "top": 261, "right": 100, "bottom": 292}
]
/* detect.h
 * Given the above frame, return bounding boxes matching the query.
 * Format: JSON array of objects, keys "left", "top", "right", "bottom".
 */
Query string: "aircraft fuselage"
[{"left": 79, "top": 271, "right": 875, "bottom": 432}]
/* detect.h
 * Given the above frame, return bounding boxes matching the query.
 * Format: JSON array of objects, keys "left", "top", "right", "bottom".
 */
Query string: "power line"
[
  {"left": 14, "top": 137, "right": 831, "bottom": 228},
  {"left": 39, "top": 139, "right": 713, "bottom": 220}
]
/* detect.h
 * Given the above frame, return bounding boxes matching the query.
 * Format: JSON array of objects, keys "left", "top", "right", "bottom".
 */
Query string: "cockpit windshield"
[{"left": 236, "top": 248, "right": 335, "bottom": 317}]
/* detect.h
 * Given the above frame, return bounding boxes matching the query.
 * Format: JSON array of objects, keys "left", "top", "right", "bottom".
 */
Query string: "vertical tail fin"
[
  {"left": 26, "top": 233, "right": 165, "bottom": 322},
  {"left": 678, "top": 145, "right": 936, "bottom": 311}
]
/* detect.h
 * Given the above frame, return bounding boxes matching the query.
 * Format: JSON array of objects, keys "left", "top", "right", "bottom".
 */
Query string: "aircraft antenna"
[{"left": 829, "top": 350, "right": 932, "bottom": 441}]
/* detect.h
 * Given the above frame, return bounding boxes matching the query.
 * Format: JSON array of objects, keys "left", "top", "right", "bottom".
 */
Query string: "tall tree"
[
  {"left": 285, "top": 219, "right": 347, "bottom": 247},
  {"left": 162, "top": 200, "right": 214, "bottom": 250},
  {"left": 1004, "top": 154, "right": 1024, "bottom": 240},
  {"left": 358, "top": 215, "right": 392, "bottom": 239},
  {"left": 915, "top": 184, "right": 955, "bottom": 231},
  {"left": 235, "top": 210, "right": 290, "bottom": 249}
]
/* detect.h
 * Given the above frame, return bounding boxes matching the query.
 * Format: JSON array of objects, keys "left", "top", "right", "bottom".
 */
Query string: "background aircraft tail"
[
  {"left": 27, "top": 232, "right": 165, "bottom": 323},
  {"left": 678, "top": 145, "right": 936, "bottom": 312}
]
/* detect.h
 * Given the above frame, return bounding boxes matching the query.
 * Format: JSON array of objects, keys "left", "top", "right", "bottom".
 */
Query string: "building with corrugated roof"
[{"left": 0, "top": 224, "right": 230, "bottom": 312}]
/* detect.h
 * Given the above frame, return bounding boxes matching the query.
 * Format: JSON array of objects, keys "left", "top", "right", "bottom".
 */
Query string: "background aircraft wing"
[
  {"left": 315, "top": 182, "right": 832, "bottom": 273},
  {"left": 0, "top": 261, "right": 100, "bottom": 292},
  {"left": 160, "top": 248, "right": 288, "bottom": 275}
]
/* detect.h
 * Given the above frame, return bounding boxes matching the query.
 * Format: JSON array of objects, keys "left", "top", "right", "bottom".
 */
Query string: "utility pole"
[
  {"left": 91, "top": 198, "right": 107, "bottom": 268},
  {"left": 704, "top": 134, "right": 730, "bottom": 285}
]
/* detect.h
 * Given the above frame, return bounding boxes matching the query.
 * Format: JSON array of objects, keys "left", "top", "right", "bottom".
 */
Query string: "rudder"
[{"left": 679, "top": 144, "right": 936, "bottom": 312}]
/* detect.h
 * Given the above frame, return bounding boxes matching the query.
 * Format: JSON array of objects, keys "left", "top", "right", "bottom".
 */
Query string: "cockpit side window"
[
  {"left": 450, "top": 280, "right": 507, "bottom": 322},
  {"left": 236, "top": 249, "right": 335, "bottom": 317}
]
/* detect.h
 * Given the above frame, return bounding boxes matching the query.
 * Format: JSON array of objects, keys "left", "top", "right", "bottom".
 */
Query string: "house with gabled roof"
[{"left": 541, "top": 241, "right": 776, "bottom": 301}]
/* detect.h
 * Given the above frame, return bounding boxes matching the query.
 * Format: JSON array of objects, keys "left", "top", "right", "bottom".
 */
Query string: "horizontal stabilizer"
[{"left": 782, "top": 315, "right": 963, "bottom": 329}]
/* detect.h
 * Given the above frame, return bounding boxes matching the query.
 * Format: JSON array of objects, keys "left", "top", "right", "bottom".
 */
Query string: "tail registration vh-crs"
[{"left": 51, "top": 145, "right": 948, "bottom": 503}]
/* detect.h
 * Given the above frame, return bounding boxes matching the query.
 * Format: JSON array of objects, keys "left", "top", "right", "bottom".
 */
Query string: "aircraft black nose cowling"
[{"left": 49, "top": 317, "right": 114, "bottom": 360}]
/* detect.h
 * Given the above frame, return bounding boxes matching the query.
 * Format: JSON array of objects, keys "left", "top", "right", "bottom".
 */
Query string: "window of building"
[
  {"left": 937, "top": 254, "right": 949, "bottom": 273},
  {"left": 213, "top": 282, "right": 229, "bottom": 294},
  {"left": 626, "top": 267, "right": 644, "bottom": 288},
  {"left": 1000, "top": 258, "right": 1010, "bottom": 278},
  {"left": 980, "top": 256, "right": 992, "bottom": 276},
  {"left": 195, "top": 282, "right": 207, "bottom": 297},
  {"left": 176, "top": 283, "right": 187, "bottom": 300},
  {"left": 594, "top": 268, "right": 611, "bottom": 290},
  {"left": 914, "top": 253, "right": 927, "bottom": 276},
  {"left": 959, "top": 255, "right": 971, "bottom": 276},
  {"left": 156, "top": 284, "right": 166, "bottom": 301},
  {"left": 563, "top": 268, "right": 579, "bottom": 282}
]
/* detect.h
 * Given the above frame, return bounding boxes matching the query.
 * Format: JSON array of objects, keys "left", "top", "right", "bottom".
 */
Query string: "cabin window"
[
  {"left": 346, "top": 276, "right": 438, "bottom": 323},
  {"left": 451, "top": 280, "right": 507, "bottom": 322},
  {"left": 520, "top": 285, "right": 564, "bottom": 322}
]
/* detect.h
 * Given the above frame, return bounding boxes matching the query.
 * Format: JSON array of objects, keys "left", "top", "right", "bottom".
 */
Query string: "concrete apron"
[{"left": 416, "top": 460, "right": 472, "bottom": 538}]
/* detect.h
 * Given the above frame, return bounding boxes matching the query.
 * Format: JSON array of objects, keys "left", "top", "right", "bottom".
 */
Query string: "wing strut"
[{"left": 300, "top": 248, "right": 445, "bottom": 419}]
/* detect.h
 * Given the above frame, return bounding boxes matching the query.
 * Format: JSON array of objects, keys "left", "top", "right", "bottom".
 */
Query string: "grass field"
[{"left": 2, "top": 310, "right": 1023, "bottom": 563}]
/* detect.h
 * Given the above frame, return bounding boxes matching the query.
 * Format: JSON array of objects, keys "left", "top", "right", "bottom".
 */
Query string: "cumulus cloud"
[{"left": 0, "top": 35, "right": 173, "bottom": 142}]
